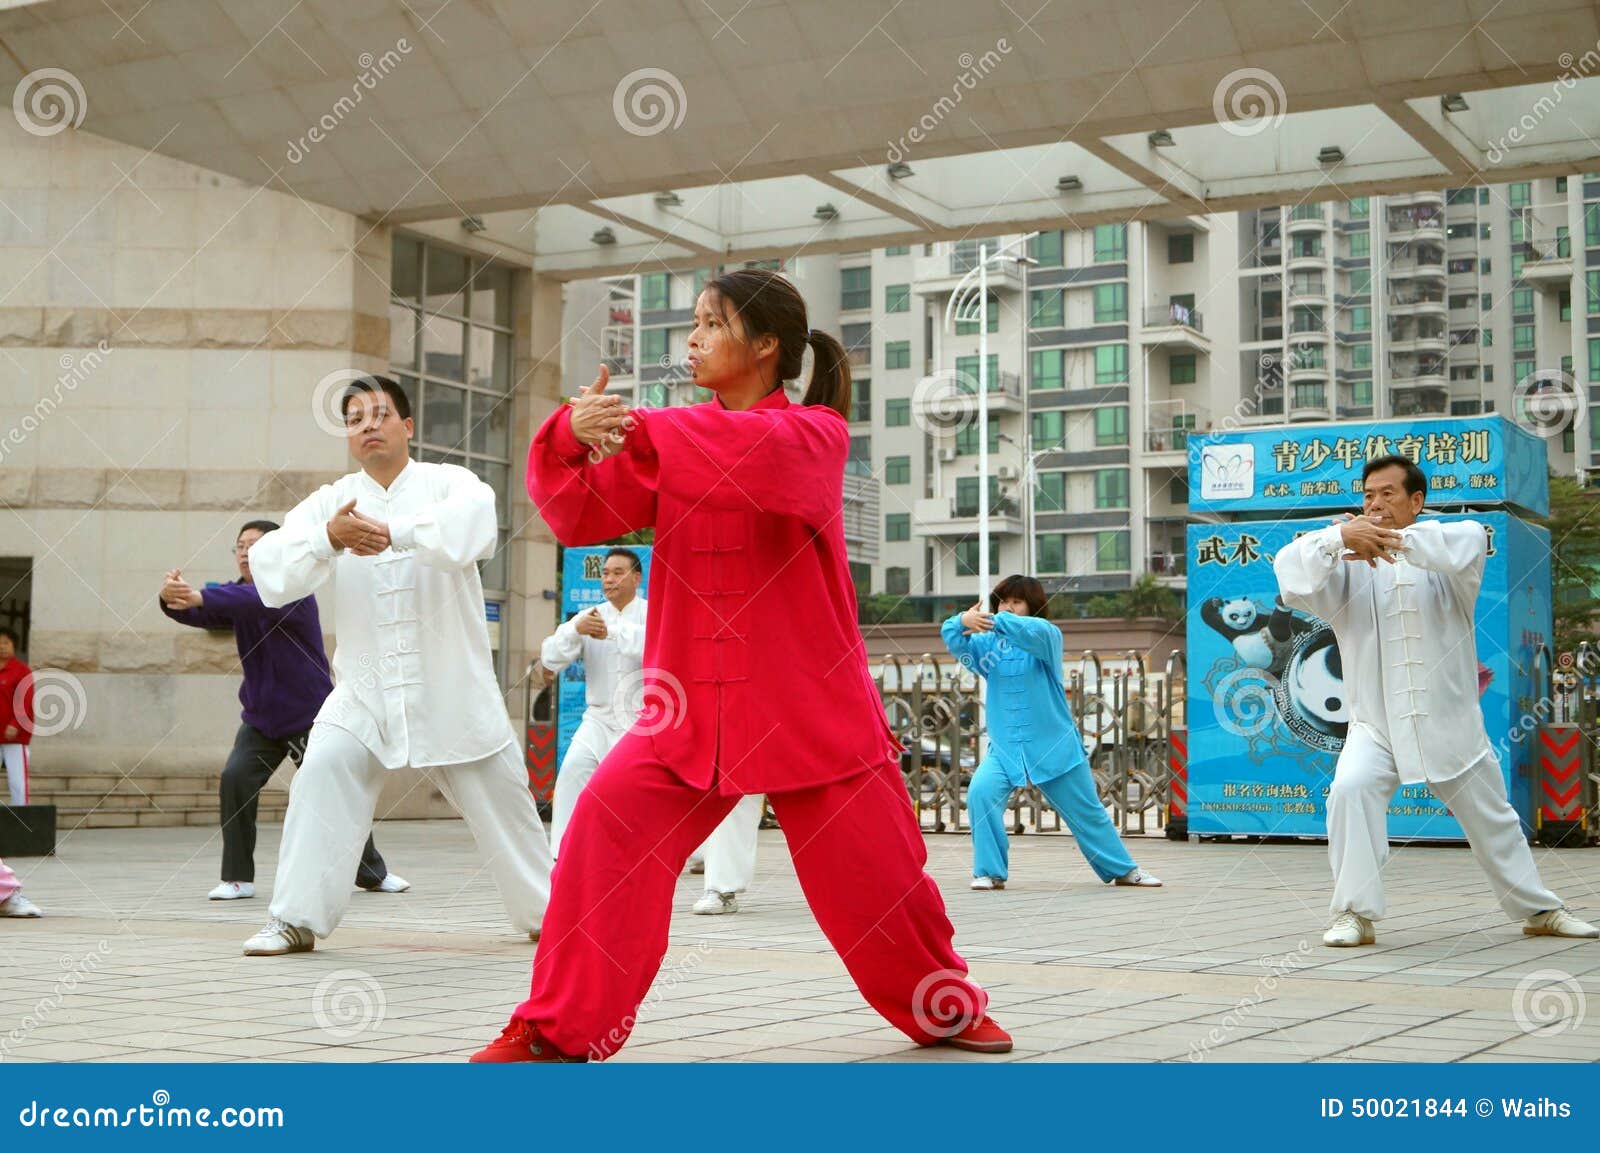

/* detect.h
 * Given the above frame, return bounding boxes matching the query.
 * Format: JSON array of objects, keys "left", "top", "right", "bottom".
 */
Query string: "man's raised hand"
[
  {"left": 1337, "top": 513, "right": 1403, "bottom": 567},
  {"left": 327, "top": 499, "right": 392, "bottom": 556}
]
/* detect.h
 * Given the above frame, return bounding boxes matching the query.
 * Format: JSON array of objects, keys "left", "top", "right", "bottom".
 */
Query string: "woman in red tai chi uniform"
[{"left": 473, "top": 269, "right": 1010, "bottom": 1062}]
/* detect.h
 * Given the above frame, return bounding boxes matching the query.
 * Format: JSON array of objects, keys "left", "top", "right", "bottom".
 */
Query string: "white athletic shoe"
[
  {"left": 693, "top": 890, "right": 739, "bottom": 915},
  {"left": 0, "top": 893, "right": 42, "bottom": 917},
  {"left": 1323, "top": 910, "right": 1376, "bottom": 947},
  {"left": 1114, "top": 867, "right": 1163, "bottom": 887},
  {"left": 208, "top": 881, "right": 255, "bottom": 901},
  {"left": 370, "top": 874, "right": 411, "bottom": 894},
  {"left": 970, "top": 876, "right": 1005, "bottom": 891},
  {"left": 1523, "top": 908, "right": 1600, "bottom": 939},
  {"left": 242, "top": 917, "right": 315, "bottom": 956}
]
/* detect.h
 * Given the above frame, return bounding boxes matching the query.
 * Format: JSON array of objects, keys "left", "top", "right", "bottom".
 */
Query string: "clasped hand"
[
  {"left": 1336, "top": 514, "right": 1403, "bottom": 567},
  {"left": 327, "top": 499, "right": 392, "bottom": 556},
  {"left": 569, "top": 364, "right": 635, "bottom": 461}
]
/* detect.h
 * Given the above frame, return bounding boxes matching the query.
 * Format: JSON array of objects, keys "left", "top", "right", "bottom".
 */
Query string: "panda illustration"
[{"left": 1201, "top": 596, "right": 1315, "bottom": 680}]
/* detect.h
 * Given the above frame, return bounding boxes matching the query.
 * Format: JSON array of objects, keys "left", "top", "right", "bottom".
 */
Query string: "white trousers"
[
  {"left": 549, "top": 712, "right": 628, "bottom": 857},
  {"left": 1327, "top": 724, "right": 1561, "bottom": 922},
  {"left": 690, "top": 793, "right": 764, "bottom": 895},
  {"left": 1, "top": 744, "right": 26, "bottom": 806},
  {"left": 268, "top": 724, "right": 552, "bottom": 938}
]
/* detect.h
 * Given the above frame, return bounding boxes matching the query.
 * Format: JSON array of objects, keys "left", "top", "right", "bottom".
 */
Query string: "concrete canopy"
[{"left": 4, "top": 0, "right": 1600, "bottom": 275}]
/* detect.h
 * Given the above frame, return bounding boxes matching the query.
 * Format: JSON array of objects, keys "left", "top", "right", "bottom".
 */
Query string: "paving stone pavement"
[{"left": 1, "top": 822, "right": 1597, "bottom": 1063}]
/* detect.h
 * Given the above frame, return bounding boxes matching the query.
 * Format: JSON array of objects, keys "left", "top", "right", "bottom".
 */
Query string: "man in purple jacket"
[{"left": 161, "top": 520, "right": 410, "bottom": 901}]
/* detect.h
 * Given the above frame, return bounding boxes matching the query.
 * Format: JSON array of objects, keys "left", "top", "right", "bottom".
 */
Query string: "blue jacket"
[{"left": 940, "top": 611, "right": 1088, "bottom": 787}]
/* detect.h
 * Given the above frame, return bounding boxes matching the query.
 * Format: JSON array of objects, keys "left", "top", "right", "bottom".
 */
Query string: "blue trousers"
[{"left": 967, "top": 756, "right": 1136, "bottom": 883}]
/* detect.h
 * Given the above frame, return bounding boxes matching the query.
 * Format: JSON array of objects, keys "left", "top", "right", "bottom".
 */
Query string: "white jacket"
[
  {"left": 540, "top": 595, "right": 647, "bottom": 729},
  {"left": 249, "top": 459, "right": 512, "bottom": 769},
  {"left": 1274, "top": 518, "right": 1493, "bottom": 785}
]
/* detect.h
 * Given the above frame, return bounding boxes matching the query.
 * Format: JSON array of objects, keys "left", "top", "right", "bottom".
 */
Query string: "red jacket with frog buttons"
[{"left": 0, "top": 658, "right": 34, "bottom": 745}]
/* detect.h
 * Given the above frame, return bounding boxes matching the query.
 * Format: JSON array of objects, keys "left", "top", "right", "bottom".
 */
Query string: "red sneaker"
[
  {"left": 939, "top": 1015, "right": 1013, "bottom": 1054},
  {"left": 469, "top": 1017, "right": 588, "bottom": 1064}
]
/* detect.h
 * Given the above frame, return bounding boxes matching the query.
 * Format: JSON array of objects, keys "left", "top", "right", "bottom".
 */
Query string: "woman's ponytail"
[{"left": 803, "top": 328, "right": 851, "bottom": 418}]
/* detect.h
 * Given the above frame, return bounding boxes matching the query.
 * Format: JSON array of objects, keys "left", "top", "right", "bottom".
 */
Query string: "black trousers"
[{"left": 220, "top": 723, "right": 388, "bottom": 887}]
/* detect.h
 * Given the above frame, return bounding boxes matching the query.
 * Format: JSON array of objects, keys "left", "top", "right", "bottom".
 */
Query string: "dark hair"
[
  {"left": 990, "top": 574, "right": 1049, "bottom": 617},
  {"left": 238, "top": 519, "right": 279, "bottom": 537},
  {"left": 702, "top": 269, "right": 850, "bottom": 417},
  {"left": 604, "top": 547, "right": 642, "bottom": 574},
  {"left": 1362, "top": 454, "right": 1427, "bottom": 499},
  {"left": 0, "top": 627, "right": 16, "bottom": 645},
  {"left": 341, "top": 375, "right": 411, "bottom": 421}
]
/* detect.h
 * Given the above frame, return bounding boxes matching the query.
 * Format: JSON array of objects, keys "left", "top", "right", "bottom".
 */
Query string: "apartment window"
[
  {"left": 1446, "top": 188, "right": 1475, "bottom": 205},
  {"left": 1093, "top": 224, "right": 1127, "bottom": 262},
  {"left": 841, "top": 322, "right": 872, "bottom": 365},
  {"left": 1586, "top": 204, "right": 1600, "bottom": 248},
  {"left": 1588, "top": 271, "right": 1600, "bottom": 314},
  {"left": 1353, "top": 344, "right": 1372, "bottom": 369},
  {"left": 1027, "top": 230, "right": 1064, "bottom": 267},
  {"left": 1480, "top": 223, "right": 1492, "bottom": 240},
  {"left": 955, "top": 476, "right": 980, "bottom": 515},
  {"left": 1031, "top": 409, "right": 1065, "bottom": 449},
  {"left": 1348, "top": 197, "right": 1369, "bottom": 218},
  {"left": 847, "top": 435, "right": 872, "bottom": 477},
  {"left": 885, "top": 455, "right": 910, "bottom": 484},
  {"left": 1481, "top": 258, "right": 1492, "bottom": 274},
  {"left": 1170, "top": 354, "right": 1197, "bottom": 385},
  {"left": 1094, "top": 406, "right": 1128, "bottom": 446},
  {"left": 954, "top": 419, "right": 1000, "bottom": 455},
  {"left": 885, "top": 567, "right": 911, "bottom": 595},
  {"left": 1482, "top": 328, "right": 1493, "bottom": 346},
  {"left": 1292, "top": 382, "right": 1326, "bottom": 409},
  {"left": 640, "top": 272, "right": 671, "bottom": 310},
  {"left": 1036, "top": 533, "right": 1065, "bottom": 574},
  {"left": 1030, "top": 349, "right": 1064, "bottom": 391},
  {"left": 1557, "top": 176, "right": 1568, "bottom": 194},
  {"left": 883, "top": 283, "right": 911, "bottom": 313},
  {"left": 1094, "top": 468, "right": 1130, "bottom": 509},
  {"left": 1560, "top": 289, "right": 1573, "bottom": 323},
  {"left": 885, "top": 397, "right": 910, "bottom": 426},
  {"left": 954, "top": 354, "right": 1000, "bottom": 390},
  {"left": 1291, "top": 235, "right": 1322, "bottom": 258},
  {"left": 1510, "top": 251, "right": 1525, "bottom": 280},
  {"left": 955, "top": 293, "right": 1000, "bottom": 334},
  {"left": 1511, "top": 288, "right": 1534, "bottom": 315},
  {"left": 885, "top": 244, "right": 910, "bottom": 256},
  {"left": 1167, "top": 233, "right": 1194, "bottom": 263},
  {"left": 1349, "top": 380, "right": 1372, "bottom": 407},
  {"left": 640, "top": 327, "right": 669, "bottom": 365},
  {"left": 1170, "top": 475, "right": 1190, "bottom": 503},
  {"left": 1030, "top": 288, "right": 1064, "bottom": 328},
  {"left": 1093, "top": 282, "right": 1128, "bottom": 323},
  {"left": 884, "top": 340, "right": 911, "bottom": 369},
  {"left": 1510, "top": 215, "right": 1526, "bottom": 243},
  {"left": 1035, "top": 472, "right": 1066, "bottom": 513},
  {"left": 1509, "top": 182, "right": 1531, "bottom": 208},
  {"left": 1479, "top": 188, "right": 1490, "bottom": 205},
  {"left": 1094, "top": 343, "right": 1129, "bottom": 383},
  {"left": 1515, "top": 358, "right": 1536, "bottom": 385},
  {"left": 1349, "top": 306, "right": 1371, "bottom": 332},
  {"left": 955, "top": 538, "right": 1001, "bottom": 577},
  {"left": 1349, "top": 232, "right": 1369, "bottom": 258},
  {"left": 1349, "top": 269, "right": 1372, "bottom": 295},
  {"left": 1514, "top": 323, "right": 1535, "bottom": 351},
  {"left": 1590, "top": 338, "right": 1600, "bottom": 380},
  {"left": 1484, "top": 365, "right": 1494, "bottom": 383},
  {"left": 841, "top": 267, "right": 871, "bottom": 310},
  {"left": 1095, "top": 530, "right": 1131, "bottom": 572},
  {"left": 1448, "top": 293, "right": 1472, "bottom": 309},
  {"left": 885, "top": 513, "right": 910, "bottom": 542},
  {"left": 850, "top": 378, "right": 872, "bottom": 422}
]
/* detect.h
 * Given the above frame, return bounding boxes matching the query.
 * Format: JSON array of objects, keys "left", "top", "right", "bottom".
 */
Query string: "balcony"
[
  {"left": 1386, "top": 210, "right": 1445, "bottom": 242},
  {"left": 1145, "top": 551, "right": 1187, "bottom": 583},
  {"left": 1522, "top": 238, "right": 1574, "bottom": 284},
  {"left": 1143, "top": 426, "right": 1195, "bottom": 458},
  {"left": 1388, "top": 257, "right": 1447, "bottom": 281},
  {"left": 1389, "top": 291, "right": 1446, "bottom": 316},
  {"left": 1387, "top": 331, "right": 1448, "bottom": 354},
  {"left": 1289, "top": 389, "right": 1333, "bottom": 421},
  {"left": 1140, "top": 304, "right": 1207, "bottom": 350},
  {"left": 1286, "top": 248, "right": 1325, "bottom": 272},
  {"left": 1390, "top": 384, "right": 1450, "bottom": 415},
  {"left": 912, "top": 495, "right": 1024, "bottom": 538},
  {"left": 1388, "top": 191, "right": 1445, "bottom": 209},
  {"left": 913, "top": 247, "right": 1026, "bottom": 296},
  {"left": 914, "top": 369, "right": 1024, "bottom": 424},
  {"left": 1286, "top": 208, "right": 1326, "bottom": 233},
  {"left": 1287, "top": 280, "right": 1328, "bottom": 306}
]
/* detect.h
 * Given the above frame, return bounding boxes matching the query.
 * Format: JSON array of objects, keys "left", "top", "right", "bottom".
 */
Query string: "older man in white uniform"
[
  {"left": 1274, "top": 454, "right": 1596, "bottom": 948},
  {"left": 540, "top": 548, "right": 647, "bottom": 856},
  {"left": 241, "top": 377, "right": 552, "bottom": 955}
]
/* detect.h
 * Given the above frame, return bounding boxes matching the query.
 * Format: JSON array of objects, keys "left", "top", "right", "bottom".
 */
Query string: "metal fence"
[{"left": 873, "top": 649, "right": 1187, "bottom": 836}]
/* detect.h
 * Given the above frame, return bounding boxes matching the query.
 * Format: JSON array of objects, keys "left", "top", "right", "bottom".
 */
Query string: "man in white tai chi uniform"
[
  {"left": 242, "top": 376, "right": 552, "bottom": 955},
  {"left": 1274, "top": 453, "right": 1597, "bottom": 948}
]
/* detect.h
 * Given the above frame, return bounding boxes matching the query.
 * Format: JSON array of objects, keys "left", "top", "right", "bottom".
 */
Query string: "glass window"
[
  {"left": 1589, "top": 337, "right": 1600, "bottom": 381},
  {"left": 1095, "top": 531, "right": 1130, "bottom": 572},
  {"left": 850, "top": 378, "right": 871, "bottom": 423},
  {"left": 1030, "top": 288, "right": 1064, "bottom": 328},
  {"left": 421, "top": 313, "right": 465, "bottom": 381},
  {"left": 1514, "top": 323, "right": 1535, "bottom": 350},
  {"left": 884, "top": 340, "right": 911, "bottom": 369},
  {"left": 1094, "top": 406, "right": 1128, "bottom": 446},
  {"left": 954, "top": 420, "right": 1001, "bottom": 455},
  {"left": 1353, "top": 344, "right": 1372, "bottom": 369},
  {"left": 1586, "top": 204, "right": 1600, "bottom": 248},
  {"left": 1167, "top": 233, "right": 1194, "bottom": 263},
  {"left": 955, "top": 293, "right": 1000, "bottom": 334},
  {"left": 1560, "top": 289, "right": 1573, "bottom": 323},
  {"left": 392, "top": 235, "right": 422, "bottom": 301},
  {"left": 1349, "top": 232, "right": 1369, "bottom": 258},
  {"left": 1035, "top": 472, "right": 1065, "bottom": 513},
  {"left": 885, "top": 567, "right": 911, "bottom": 595},
  {"left": 1588, "top": 271, "right": 1600, "bottom": 314},
  {"left": 1350, "top": 306, "right": 1370, "bottom": 332},
  {"left": 1093, "top": 224, "right": 1126, "bottom": 262},
  {"left": 1094, "top": 343, "right": 1128, "bottom": 383},
  {"left": 885, "top": 513, "right": 910, "bottom": 541},
  {"left": 425, "top": 246, "right": 469, "bottom": 316},
  {"left": 842, "top": 322, "right": 872, "bottom": 365},
  {"left": 956, "top": 538, "right": 1001, "bottom": 577},
  {"left": 954, "top": 354, "right": 1000, "bottom": 390},
  {"left": 955, "top": 476, "right": 979, "bottom": 515},
  {"left": 640, "top": 327, "right": 669, "bottom": 364},
  {"left": 847, "top": 435, "right": 872, "bottom": 477},
  {"left": 1350, "top": 380, "right": 1372, "bottom": 407},
  {"left": 884, "top": 283, "right": 911, "bottom": 312},
  {"left": 1030, "top": 409, "right": 1064, "bottom": 449},
  {"left": 1482, "top": 328, "right": 1493, "bottom": 347},
  {"left": 885, "top": 245, "right": 910, "bottom": 256},
  {"left": 1094, "top": 468, "right": 1129, "bottom": 509},
  {"left": 1509, "top": 182, "right": 1531, "bottom": 208},
  {"left": 841, "top": 266, "right": 871, "bottom": 310},
  {"left": 1349, "top": 268, "right": 1372, "bottom": 295},
  {"left": 1030, "top": 349, "right": 1063, "bottom": 390},
  {"left": 849, "top": 562, "right": 871, "bottom": 598},
  {"left": 885, "top": 397, "right": 910, "bottom": 426},
  {"left": 390, "top": 303, "right": 418, "bottom": 368},
  {"left": 1170, "top": 354, "right": 1197, "bottom": 384},
  {"left": 1036, "top": 533, "right": 1065, "bottom": 574},
  {"left": 640, "top": 272, "right": 671, "bottom": 310},
  {"left": 1093, "top": 282, "right": 1128, "bottom": 323},
  {"left": 885, "top": 455, "right": 910, "bottom": 484},
  {"left": 469, "top": 263, "right": 511, "bottom": 326},
  {"left": 1026, "top": 230, "right": 1063, "bottom": 266},
  {"left": 1348, "top": 197, "right": 1369, "bottom": 218},
  {"left": 1512, "top": 287, "right": 1534, "bottom": 314}
]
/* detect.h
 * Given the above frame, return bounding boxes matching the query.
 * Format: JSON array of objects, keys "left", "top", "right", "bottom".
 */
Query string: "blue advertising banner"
[
  {"left": 556, "top": 545, "right": 652, "bottom": 770},
  {"left": 1185, "top": 512, "right": 1551, "bottom": 840},
  {"left": 1187, "top": 415, "right": 1549, "bottom": 518}
]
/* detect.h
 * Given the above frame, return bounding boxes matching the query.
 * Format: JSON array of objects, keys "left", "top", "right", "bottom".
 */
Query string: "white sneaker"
[
  {"left": 369, "top": 874, "right": 411, "bottom": 894},
  {"left": 208, "top": 881, "right": 255, "bottom": 901},
  {"left": 1323, "top": 910, "right": 1376, "bottom": 947},
  {"left": 1114, "top": 867, "right": 1162, "bottom": 887},
  {"left": 693, "top": 890, "right": 738, "bottom": 915},
  {"left": 1523, "top": 908, "right": 1600, "bottom": 939},
  {"left": 970, "top": 876, "right": 1005, "bottom": 890},
  {"left": 0, "top": 893, "right": 42, "bottom": 917},
  {"left": 242, "top": 917, "right": 315, "bottom": 956}
]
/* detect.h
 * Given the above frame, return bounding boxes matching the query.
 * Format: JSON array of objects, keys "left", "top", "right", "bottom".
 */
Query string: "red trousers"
[{"left": 513, "top": 730, "right": 986, "bottom": 1059}]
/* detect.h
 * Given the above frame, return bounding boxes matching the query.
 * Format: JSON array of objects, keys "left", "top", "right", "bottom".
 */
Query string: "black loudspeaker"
[{"left": 0, "top": 805, "right": 56, "bottom": 856}]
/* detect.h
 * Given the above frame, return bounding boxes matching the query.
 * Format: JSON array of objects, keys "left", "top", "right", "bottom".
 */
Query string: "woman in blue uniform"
[{"left": 941, "top": 575, "right": 1162, "bottom": 891}]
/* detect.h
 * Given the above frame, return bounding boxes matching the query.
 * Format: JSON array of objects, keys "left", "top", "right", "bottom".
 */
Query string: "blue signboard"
[
  {"left": 1187, "top": 415, "right": 1549, "bottom": 518},
  {"left": 1185, "top": 512, "right": 1551, "bottom": 840},
  {"left": 555, "top": 545, "right": 652, "bottom": 770}
]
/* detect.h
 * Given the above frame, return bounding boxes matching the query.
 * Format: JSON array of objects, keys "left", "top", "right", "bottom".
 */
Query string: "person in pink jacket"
[{"left": 473, "top": 269, "right": 1009, "bottom": 1063}]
